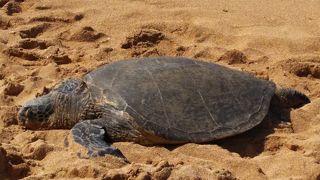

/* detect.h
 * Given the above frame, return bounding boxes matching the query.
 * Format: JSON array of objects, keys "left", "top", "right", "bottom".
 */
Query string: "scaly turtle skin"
[{"left": 18, "top": 57, "right": 310, "bottom": 158}]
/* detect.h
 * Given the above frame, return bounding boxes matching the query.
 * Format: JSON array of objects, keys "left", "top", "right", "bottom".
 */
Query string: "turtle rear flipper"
[{"left": 71, "top": 119, "right": 127, "bottom": 161}]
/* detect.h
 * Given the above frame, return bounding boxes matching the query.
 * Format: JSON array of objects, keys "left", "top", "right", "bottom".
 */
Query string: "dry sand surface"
[{"left": 0, "top": 0, "right": 320, "bottom": 179}]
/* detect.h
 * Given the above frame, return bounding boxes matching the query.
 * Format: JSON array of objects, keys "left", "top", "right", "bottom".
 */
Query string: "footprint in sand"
[
  {"left": 19, "top": 23, "right": 50, "bottom": 39},
  {"left": 282, "top": 57, "right": 320, "bottom": 79},
  {"left": 4, "top": 1, "right": 22, "bottom": 16},
  {"left": 218, "top": 49, "right": 247, "bottom": 65},
  {"left": 69, "top": 26, "right": 105, "bottom": 42},
  {"left": 3, "top": 47, "right": 41, "bottom": 61},
  {"left": 121, "top": 29, "right": 165, "bottom": 49}
]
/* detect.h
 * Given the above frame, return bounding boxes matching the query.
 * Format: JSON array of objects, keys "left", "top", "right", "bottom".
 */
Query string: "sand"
[{"left": 0, "top": 0, "right": 319, "bottom": 179}]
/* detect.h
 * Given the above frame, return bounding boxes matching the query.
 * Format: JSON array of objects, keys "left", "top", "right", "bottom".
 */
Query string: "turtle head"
[
  {"left": 273, "top": 88, "right": 311, "bottom": 109},
  {"left": 18, "top": 78, "right": 90, "bottom": 129}
]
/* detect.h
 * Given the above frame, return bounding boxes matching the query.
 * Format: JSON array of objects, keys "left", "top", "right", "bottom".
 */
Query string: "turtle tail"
[{"left": 273, "top": 88, "right": 310, "bottom": 109}]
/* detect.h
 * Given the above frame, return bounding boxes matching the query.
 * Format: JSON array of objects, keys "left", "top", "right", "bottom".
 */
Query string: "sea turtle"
[{"left": 18, "top": 57, "right": 310, "bottom": 158}]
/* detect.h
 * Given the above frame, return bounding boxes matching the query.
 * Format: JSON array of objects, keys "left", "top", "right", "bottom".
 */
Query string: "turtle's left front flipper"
[{"left": 71, "top": 119, "right": 127, "bottom": 160}]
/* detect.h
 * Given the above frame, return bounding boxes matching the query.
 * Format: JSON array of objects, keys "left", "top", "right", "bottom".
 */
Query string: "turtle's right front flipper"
[{"left": 71, "top": 119, "right": 127, "bottom": 160}]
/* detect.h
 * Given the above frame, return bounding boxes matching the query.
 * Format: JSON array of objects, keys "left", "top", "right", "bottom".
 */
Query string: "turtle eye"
[{"left": 75, "top": 81, "right": 88, "bottom": 94}]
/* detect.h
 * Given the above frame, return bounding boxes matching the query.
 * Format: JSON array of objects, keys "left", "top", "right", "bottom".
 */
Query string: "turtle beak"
[{"left": 18, "top": 106, "right": 30, "bottom": 126}]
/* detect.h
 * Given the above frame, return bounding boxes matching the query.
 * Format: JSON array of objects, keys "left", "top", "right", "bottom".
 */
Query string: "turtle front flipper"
[{"left": 71, "top": 119, "right": 127, "bottom": 160}]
